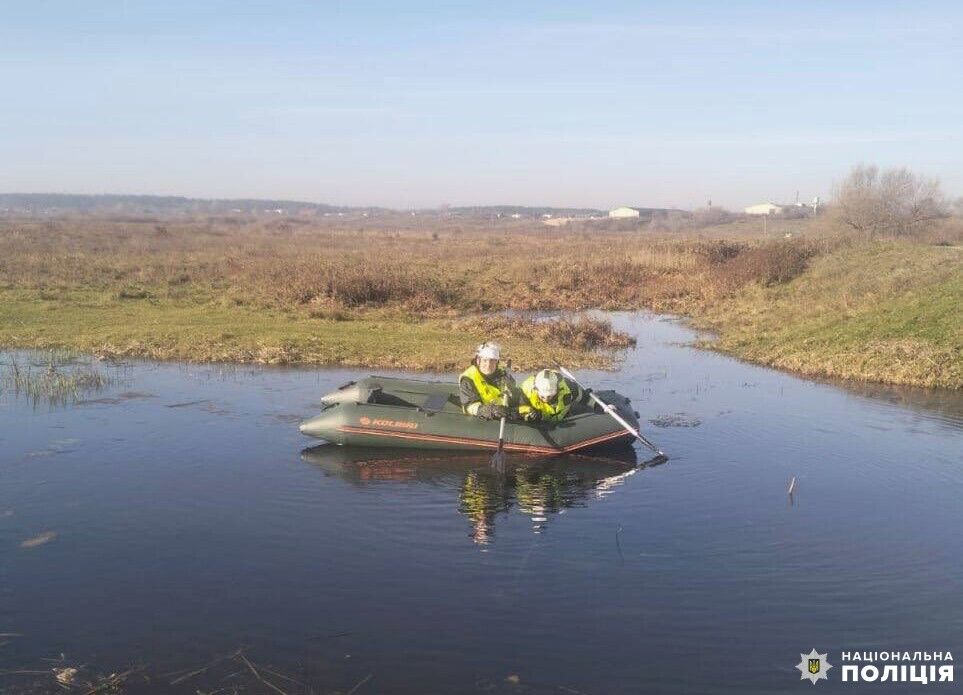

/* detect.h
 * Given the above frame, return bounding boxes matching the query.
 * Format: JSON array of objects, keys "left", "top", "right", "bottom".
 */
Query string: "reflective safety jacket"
[
  {"left": 518, "top": 372, "right": 579, "bottom": 422},
  {"left": 459, "top": 364, "right": 512, "bottom": 415}
]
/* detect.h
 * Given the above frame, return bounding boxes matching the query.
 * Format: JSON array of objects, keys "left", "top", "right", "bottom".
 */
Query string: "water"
[{"left": 1, "top": 313, "right": 960, "bottom": 694}]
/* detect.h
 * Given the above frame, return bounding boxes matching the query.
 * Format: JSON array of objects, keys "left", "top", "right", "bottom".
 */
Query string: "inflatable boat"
[{"left": 299, "top": 375, "right": 640, "bottom": 454}]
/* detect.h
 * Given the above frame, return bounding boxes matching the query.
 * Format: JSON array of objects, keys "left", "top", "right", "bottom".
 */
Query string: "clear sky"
[{"left": 2, "top": 1, "right": 960, "bottom": 209}]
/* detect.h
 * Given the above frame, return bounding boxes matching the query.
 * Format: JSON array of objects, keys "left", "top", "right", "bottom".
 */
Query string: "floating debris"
[
  {"left": 649, "top": 413, "right": 702, "bottom": 428},
  {"left": 25, "top": 439, "right": 79, "bottom": 458},
  {"left": 78, "top": 391, "right": 156, "bottom": 406},
  {"left": 272, "top": 413, "right": 305, "bottom": 423},
  {"left": 20, "top": 531, "right": 57, "bottom": 548},
  {"left": 346, "top": 672, "right": 373, "bottom": 695},
  {"left": 53, "top": 666, "right": 78, "bottom": 685}
]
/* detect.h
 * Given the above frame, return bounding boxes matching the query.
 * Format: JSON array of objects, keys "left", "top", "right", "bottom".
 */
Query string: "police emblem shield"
[{"left": 797, "top": 649, "right": 832, "bottom": 684}]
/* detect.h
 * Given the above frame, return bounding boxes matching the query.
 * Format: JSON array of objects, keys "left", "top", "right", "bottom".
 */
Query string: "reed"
[{"left": 2, "top": 352, "right": 117, "bottom": 405}]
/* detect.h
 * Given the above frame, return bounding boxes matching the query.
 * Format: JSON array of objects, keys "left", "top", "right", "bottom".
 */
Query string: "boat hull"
[{"left": 300, "top": 376, "right": 640, "bottom": 455}]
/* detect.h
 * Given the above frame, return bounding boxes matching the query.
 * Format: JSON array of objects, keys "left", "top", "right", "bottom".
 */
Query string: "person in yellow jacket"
[
  {"left": 518, "top": 368, "right": 590, "bottom": 423},
  {"left": 459, "top": 342, "right": 516, "bottom": 419}
]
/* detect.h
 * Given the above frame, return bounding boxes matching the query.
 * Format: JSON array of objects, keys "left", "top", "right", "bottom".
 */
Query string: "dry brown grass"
[
  {"left": 451, "top": 314, "right": 637, "bottom": 351},
  {"left": 0, "top": 216, "right": 718, "bottom": 315},
  {"left": 0, "top": 215, "right": 841, "bottom": 335},
  {"left": 2, "top": 213, "right": 958, "bottom": 384}
]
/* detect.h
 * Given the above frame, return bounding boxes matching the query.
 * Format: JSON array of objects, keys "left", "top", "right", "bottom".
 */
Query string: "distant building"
[
  {"left": 745, "top": 200, "right": 818, "bottom": 216},
  {"left": 744, "top": 202, "right": 783, "bottom": 216},
  {"left": 608, "top": 206, "right": 641, "bottom": 219}
]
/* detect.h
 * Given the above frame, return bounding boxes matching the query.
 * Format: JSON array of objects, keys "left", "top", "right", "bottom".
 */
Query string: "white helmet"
[
  {"left": 475, "top": 342, "right": 501, "bottom": 360},
  {"left": 534, "top": 369, "right": 559, "bottom": 399}
]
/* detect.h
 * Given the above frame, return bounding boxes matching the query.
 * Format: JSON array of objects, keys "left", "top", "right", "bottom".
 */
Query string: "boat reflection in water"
[{"left": 300, "top": 445, "right": 664, "bottom": 544}]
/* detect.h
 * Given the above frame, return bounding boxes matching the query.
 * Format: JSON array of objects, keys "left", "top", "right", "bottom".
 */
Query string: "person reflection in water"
[
  {"left": 459, "top": 470, "right": 508, "bottom": 544},
  {"left": 458, "top": 465, "right": 575, "bottom": 543}
]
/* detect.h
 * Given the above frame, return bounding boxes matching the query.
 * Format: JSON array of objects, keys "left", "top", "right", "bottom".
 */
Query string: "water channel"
[{"left": 2, "top": 313, "right": 960, "bottom": 693}]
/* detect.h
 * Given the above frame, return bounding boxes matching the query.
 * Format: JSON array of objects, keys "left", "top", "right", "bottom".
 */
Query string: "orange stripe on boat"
[{"left": 337, "top": 425, "right": 632, "bottom": 455}]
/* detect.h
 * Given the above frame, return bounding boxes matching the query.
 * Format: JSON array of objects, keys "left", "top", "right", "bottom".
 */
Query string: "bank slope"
[{"left": 696, "top": 242, "right": 962, "bottom": 389}]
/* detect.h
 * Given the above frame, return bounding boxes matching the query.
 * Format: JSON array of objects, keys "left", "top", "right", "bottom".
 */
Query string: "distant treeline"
[
  {"left": 0, "top": 193, "right": 618, "bottom": 219},
  {"left": 447, "top": 205, "right": 605, "bottom": 217},
  {"left": 0, "top": 193, "right": 370, "bottom": 217}
]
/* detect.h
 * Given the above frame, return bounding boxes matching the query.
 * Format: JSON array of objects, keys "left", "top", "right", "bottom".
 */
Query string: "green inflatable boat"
[{"left": 299, "top": 375, "right": 641, "bottom": 455}]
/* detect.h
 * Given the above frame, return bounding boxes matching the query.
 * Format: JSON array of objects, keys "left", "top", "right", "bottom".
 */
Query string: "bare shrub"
[
  {"left": 711, "top": 239, "right": 817, "bottom": 294},
  {"left": 454, "top": 314, "right": 636, "bottom": 351},
  {"left": 831, "top": 165, "right": 948, "bottom": 238},
  {"left": 778, "top": 205, "right": 812, "bottom": 220},
  {"left": 327, "top": 267, "right": 418, "bottom": 306},
  {"left": 696, "top": 240, "right": 746, "bottom": 265},
  {"left": 691, "top": 206, "right": 736, "bottom": 227},
  {"left": 649, "top": 207, "right": 737, "bottom": 232},
  {"left": 912, "top": 215, "right": 963, "bottom": 246},
  {"left": 648, "top": 211, "right": 691, "bottom": 233}
]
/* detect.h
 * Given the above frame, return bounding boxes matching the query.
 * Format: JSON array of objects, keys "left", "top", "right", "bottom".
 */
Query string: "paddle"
[
  {"left": 553, "top": 361, "right": 665, "bottom": 458},
  {"left": 490, "top": 360, "right": 512, "bottom": 470}
]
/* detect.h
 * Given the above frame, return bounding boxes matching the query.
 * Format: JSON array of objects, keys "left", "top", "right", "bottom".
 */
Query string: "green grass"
[
  {"left": 695, "top": 242, "right": 962, "bottom": 388},
  {"left": 0, "top": 289, "right": 624, "bottom": 371}
]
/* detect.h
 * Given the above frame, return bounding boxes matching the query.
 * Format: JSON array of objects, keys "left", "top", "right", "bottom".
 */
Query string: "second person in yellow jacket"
[{"left": 518, "top": 368, "right": 590, "bottom": 423}]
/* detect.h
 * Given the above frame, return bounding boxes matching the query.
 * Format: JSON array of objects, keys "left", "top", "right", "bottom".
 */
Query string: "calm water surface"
[{"left": 1, "top": 313, "right": 961, "bottom": 694}]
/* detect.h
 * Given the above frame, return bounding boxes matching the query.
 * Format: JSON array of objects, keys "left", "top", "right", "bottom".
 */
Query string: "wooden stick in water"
[{"left": 236, "top": 652, "right": 289, "bottom": 695}]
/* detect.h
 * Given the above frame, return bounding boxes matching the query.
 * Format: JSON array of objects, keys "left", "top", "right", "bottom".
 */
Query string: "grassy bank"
[
  {"left": 0, "top": 216, "right": 959, "bottom": 386},
  {"left": 0, "top": 289, "right": 635, "bottom": 370},
  {"left": 694, "top": 241, "right": 962, "bottom": 389}
]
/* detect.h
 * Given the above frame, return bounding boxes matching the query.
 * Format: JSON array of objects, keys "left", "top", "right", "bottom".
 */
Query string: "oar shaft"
[
  {"left": 555, "top": 363, "right": 664, "bottom": 456},
  {"left": 492, "top": 378, "right": 509, "bottom": 463},
  {"left": 587, "top": 391, "right": 639, "bottom": 437}
]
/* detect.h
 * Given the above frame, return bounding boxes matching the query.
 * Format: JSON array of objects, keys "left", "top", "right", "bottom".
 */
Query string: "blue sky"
[{"left": 2, "top": 1, "right": 960, "bottom": 209}]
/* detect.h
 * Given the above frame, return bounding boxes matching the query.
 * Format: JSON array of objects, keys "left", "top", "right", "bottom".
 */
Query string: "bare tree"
[
  {"left": 832, "top": 165, "right": 948, "bottom": 237},
  {"left": 691, "top": 206, "right": 735, "bottom": 227},
  {"left": 648, "top": 210, "right": 690, "bottom": 233}
]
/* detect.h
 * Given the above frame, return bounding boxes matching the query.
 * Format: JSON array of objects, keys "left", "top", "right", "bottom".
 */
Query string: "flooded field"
[{"left": 1, "top": 313, "right": 961, "bottom": 694}]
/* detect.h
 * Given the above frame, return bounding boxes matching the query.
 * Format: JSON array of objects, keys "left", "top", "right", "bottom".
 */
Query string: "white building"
[
  {"left": 608, "top": 206, "right": 641, "bottom": 219},
  {"left": 744, "top": 202, "right": 783, "bottom": 216}
]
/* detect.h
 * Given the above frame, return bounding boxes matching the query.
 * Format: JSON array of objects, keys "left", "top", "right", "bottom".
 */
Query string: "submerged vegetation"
[
  {"left": 0, "top": 192, "right": 960, "bottom": 386},
  {"left": 1, "top": 351, "right": 118, "bottom": 406}
]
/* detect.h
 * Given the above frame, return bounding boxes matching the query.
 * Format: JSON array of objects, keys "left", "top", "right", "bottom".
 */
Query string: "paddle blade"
[{"left": 490, "top": 416, "right": 508, "bottom": 471}]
